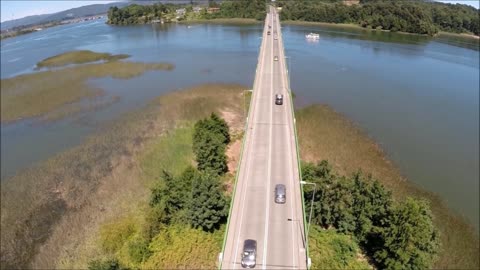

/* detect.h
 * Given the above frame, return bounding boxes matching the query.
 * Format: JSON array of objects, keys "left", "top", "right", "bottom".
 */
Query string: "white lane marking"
[
  {"left": 231, "top": 14, "right": 269, "bottom": 270},
  {"left": 262, "top": 11, "right": 274, "bottom": 270},
  {"left": 278, "top": 22, "right": 298, "bottom": 268}
]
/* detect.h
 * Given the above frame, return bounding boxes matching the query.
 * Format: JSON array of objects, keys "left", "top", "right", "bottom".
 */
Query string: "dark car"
[
  {"left": 275, "top": 94, "right": 283, "bottom": 105},
  {"left": 275, "top": 184, "right": 286, "bottom": 204},
  {"left": 267, "top": 31, "right": 271, "bottom": 35},
  {"left": 241, "top": 239, "right": 257, "bottom": 268}
]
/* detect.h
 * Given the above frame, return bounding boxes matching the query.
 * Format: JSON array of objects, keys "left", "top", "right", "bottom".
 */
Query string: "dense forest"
[
  {"left": 303, "top": 160, "right": 439, "bottom": 269},
  {"left": 278, "top": 0, "right": 479, "bottom": 36},
  {"left": 107, "top": 0, "right": 267, "bottom": 25},
  {"left": 107, "top": 0, "right": 478, "bottom": 36},
  {"left": 107, "top": 3, "right": 178, "bottom": 25}
]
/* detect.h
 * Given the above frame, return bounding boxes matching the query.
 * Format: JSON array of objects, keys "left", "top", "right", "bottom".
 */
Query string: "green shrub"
[
  {"left": 309, "top": 226, "right": 370, "bottom": 269},
  {"left": 127, "top": 234, "right": 152, "bottom": 264},
  {"left": 192, "top": 114, "right": 230, "bottom": 175},
  {"left": 87, "top": 257, "right": 122, "bottom": 270},
  {"left": 143, "top": 225, "right": 222, "bottom": 269},
  {"left": 100, "top": 218, "right": 137, "bottom": 253},
  {"left": 187, "top": 170, "right": 229, "bottom": 231},
  {"left": 373, "top": 198, "right": 439, "bottom": 270},
  {"left": 303, "top": 160, "right": 438, "bottom": 269}
]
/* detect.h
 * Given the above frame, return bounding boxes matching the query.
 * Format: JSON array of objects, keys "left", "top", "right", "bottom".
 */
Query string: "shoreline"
[
  {"left": 296, "top": 104, "right": 479, "bottom": 269},
  {"left": 179, "top": 18, "right": 260, "bottom": 25},
  {"left": 282, "top": 20, "right": 480, "bottom": 40}
]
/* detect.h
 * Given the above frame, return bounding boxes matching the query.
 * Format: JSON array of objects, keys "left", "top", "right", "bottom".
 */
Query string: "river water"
[{"left": 1, "top": 19, "right": 478, "bottom": 229}]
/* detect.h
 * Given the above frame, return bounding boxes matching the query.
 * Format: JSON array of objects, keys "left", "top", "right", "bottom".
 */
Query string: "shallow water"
[{"left": 1, "top": 19, "right": 478, "bottom": 229}]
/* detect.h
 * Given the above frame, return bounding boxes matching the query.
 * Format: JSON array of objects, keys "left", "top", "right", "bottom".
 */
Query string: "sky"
[
  {"left": 1, "top": 0, "right": 479, "bottom": 22},
  {"left": 1, "top": 1, "right": 119, "bottom": 22}
]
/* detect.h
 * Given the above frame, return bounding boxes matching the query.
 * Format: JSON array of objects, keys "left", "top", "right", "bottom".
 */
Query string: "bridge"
[{"left": 220, "top": 6, "right": 309, "bottom": 270}]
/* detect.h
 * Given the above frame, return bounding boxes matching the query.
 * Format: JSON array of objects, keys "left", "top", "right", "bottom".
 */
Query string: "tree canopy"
[
  {"left": 192, "top": 113, "right": 230, "bottom": 176},
  {"left": 303, "top": 160, "right": 439, "bottom": 269},
  {"left": 278, "top": 0, "right": 479, "bottom": 36}
]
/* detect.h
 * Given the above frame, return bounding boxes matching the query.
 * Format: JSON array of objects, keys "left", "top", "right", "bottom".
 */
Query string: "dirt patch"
[{"left": 226, "top": 139, "right": 242, "bottom": 174}]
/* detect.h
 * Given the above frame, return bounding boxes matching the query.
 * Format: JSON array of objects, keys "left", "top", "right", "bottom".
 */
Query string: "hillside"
[{"left": 1, "top": 2, "right": 129, "bottom": 30}]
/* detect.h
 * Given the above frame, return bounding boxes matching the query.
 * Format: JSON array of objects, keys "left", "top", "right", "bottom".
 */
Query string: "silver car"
[
  {"left": 241, "top": 239, "right": 257, "bottom": 268},
  {"left": 275, "top": 184, "right": 286, "bottom": 204}
]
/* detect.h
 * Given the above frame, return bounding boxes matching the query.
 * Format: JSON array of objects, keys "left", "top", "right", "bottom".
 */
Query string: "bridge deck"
[{"left": 221, "top": 6, "right": 307, "bottom": 270}]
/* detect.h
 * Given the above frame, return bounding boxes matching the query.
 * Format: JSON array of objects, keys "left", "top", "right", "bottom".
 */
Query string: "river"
[{"left": 1, "top": 18, "right": 478, "bottom": 229}]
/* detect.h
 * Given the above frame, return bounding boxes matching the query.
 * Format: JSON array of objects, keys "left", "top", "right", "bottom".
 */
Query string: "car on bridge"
[
  {"left": 267, "top": 31, "right": 271, "bottom": 35},
  {"left": 241, "top": 239, "right": 257, "bottom": 268},
  {"left": 275, "top": 184, "right": 286, "bottom": 203},
  {"left": 275, "top": 94, "right": 283, "bottom": 105},
  {"left": 274, "top": 56, "right": 278, "bottom": 61}
]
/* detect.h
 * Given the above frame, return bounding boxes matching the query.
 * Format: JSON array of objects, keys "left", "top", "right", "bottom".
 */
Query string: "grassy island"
[
  {"left": 0, "top": 51, "right": 174, "bottom": 123},
  {"left": 36, "top": 50, "right": 130, "bottom": 68}
]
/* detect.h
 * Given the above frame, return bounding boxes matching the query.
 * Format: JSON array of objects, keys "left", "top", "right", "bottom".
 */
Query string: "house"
[
  {"left": 207, "top": 7, "right": 220, "bottom": 13},
  {"left": 176, "top": 8, "right": 186, "bottom": 16},
  {"left": 193, "top": 6, "right": 203, "bottom": 13}
]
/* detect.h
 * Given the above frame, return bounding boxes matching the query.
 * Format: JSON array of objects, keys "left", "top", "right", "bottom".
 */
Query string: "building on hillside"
[
  {"left": 207, "top": 7, "right": 220, "bottom": 13},
  {"left": 193, "top": 6, "right": 203, "bottom": 13},
  {"left": 176, "top": 8, "right": 186, "bottom": 16},
  {"left": 343, "top": 0, "right": 360, "bottom": 5}
]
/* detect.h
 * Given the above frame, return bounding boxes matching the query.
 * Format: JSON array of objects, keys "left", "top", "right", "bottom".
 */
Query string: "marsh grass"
[
  {"left": 36, "top": 50, "right": 130, "bottom": 68},
  {"left": 0, "top": 83, "right": 246, "bottom": 269},
  {"left": 296, "top": 104, "right": 479, "bottom": 269},
  {"left": 0, "top": 61, "right": 174, "bottom": 123}
]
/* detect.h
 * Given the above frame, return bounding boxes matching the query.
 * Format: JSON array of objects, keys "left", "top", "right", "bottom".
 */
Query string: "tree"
[
  {"left": 192, "top": 114, "right": 230, "bottom": 175},
  {"left": 187, "top": 170, "right": 228, "bottom": 231},
  {"left": 302, "top": 160, "right": 438, "bottom": 269},
  {"left": 373, "top": 198, "right": 439, "bottom": 270},
  {"left": 149, "top": 168, "right": 195, "bottom": 223},
  {"left": 208, "top": 113, "right": 230, "bottom": 144}
]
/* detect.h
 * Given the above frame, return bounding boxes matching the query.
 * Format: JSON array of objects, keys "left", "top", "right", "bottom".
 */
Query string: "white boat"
[{"left": 305, "top": 33, "right": 319, "bottom": 39}]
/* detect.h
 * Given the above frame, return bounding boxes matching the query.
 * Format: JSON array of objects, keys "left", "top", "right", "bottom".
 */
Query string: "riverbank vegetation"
[
  {"left": 278, "top": 0, "right": 479, "bottom": 36},
  {"left": 303, "top": 160, "right": 439, "bottom": 269},
  {"left": 0, "top": 83, "right": 246, "bottom": 269},
  {"left": 106, "top": 0, "right": 479, "bottom": 37},
  {"left": 296, "top": 105, "right": 479, "bottom": 269},
  {"left": 0, "top": 51, "right": 173, "bottom": 123},
  {"left": 85, "top": 107, "right": 234, "bottom": 268},
  {"left": 107, "top": 0, "right": 266, "bottom": 25}
]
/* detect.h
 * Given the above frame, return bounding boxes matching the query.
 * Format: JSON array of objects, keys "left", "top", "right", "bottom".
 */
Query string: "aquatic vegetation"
[
  {"left": 36, "top": 50, "right": 130, "bottom": 68},
  {"left": 0, "top": 60, "right": 174, "bottom": 123}
]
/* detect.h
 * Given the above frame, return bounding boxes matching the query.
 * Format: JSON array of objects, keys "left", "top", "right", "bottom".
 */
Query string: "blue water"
[{"left": 1, "top": 19, "right": 478, "bottom": 229}]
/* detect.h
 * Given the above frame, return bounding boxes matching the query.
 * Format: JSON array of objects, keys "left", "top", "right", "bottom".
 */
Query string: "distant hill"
[
  {"left": 0, "top": 1, "right": 209, "bottom": 30},
  {"left": 1, "top": 2, "right": 130, "bottom": 30}
]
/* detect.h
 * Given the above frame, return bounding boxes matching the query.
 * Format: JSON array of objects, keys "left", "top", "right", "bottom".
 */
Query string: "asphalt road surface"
[{"left": 221, "top": 6, "right": 307, "bottom": 270}]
